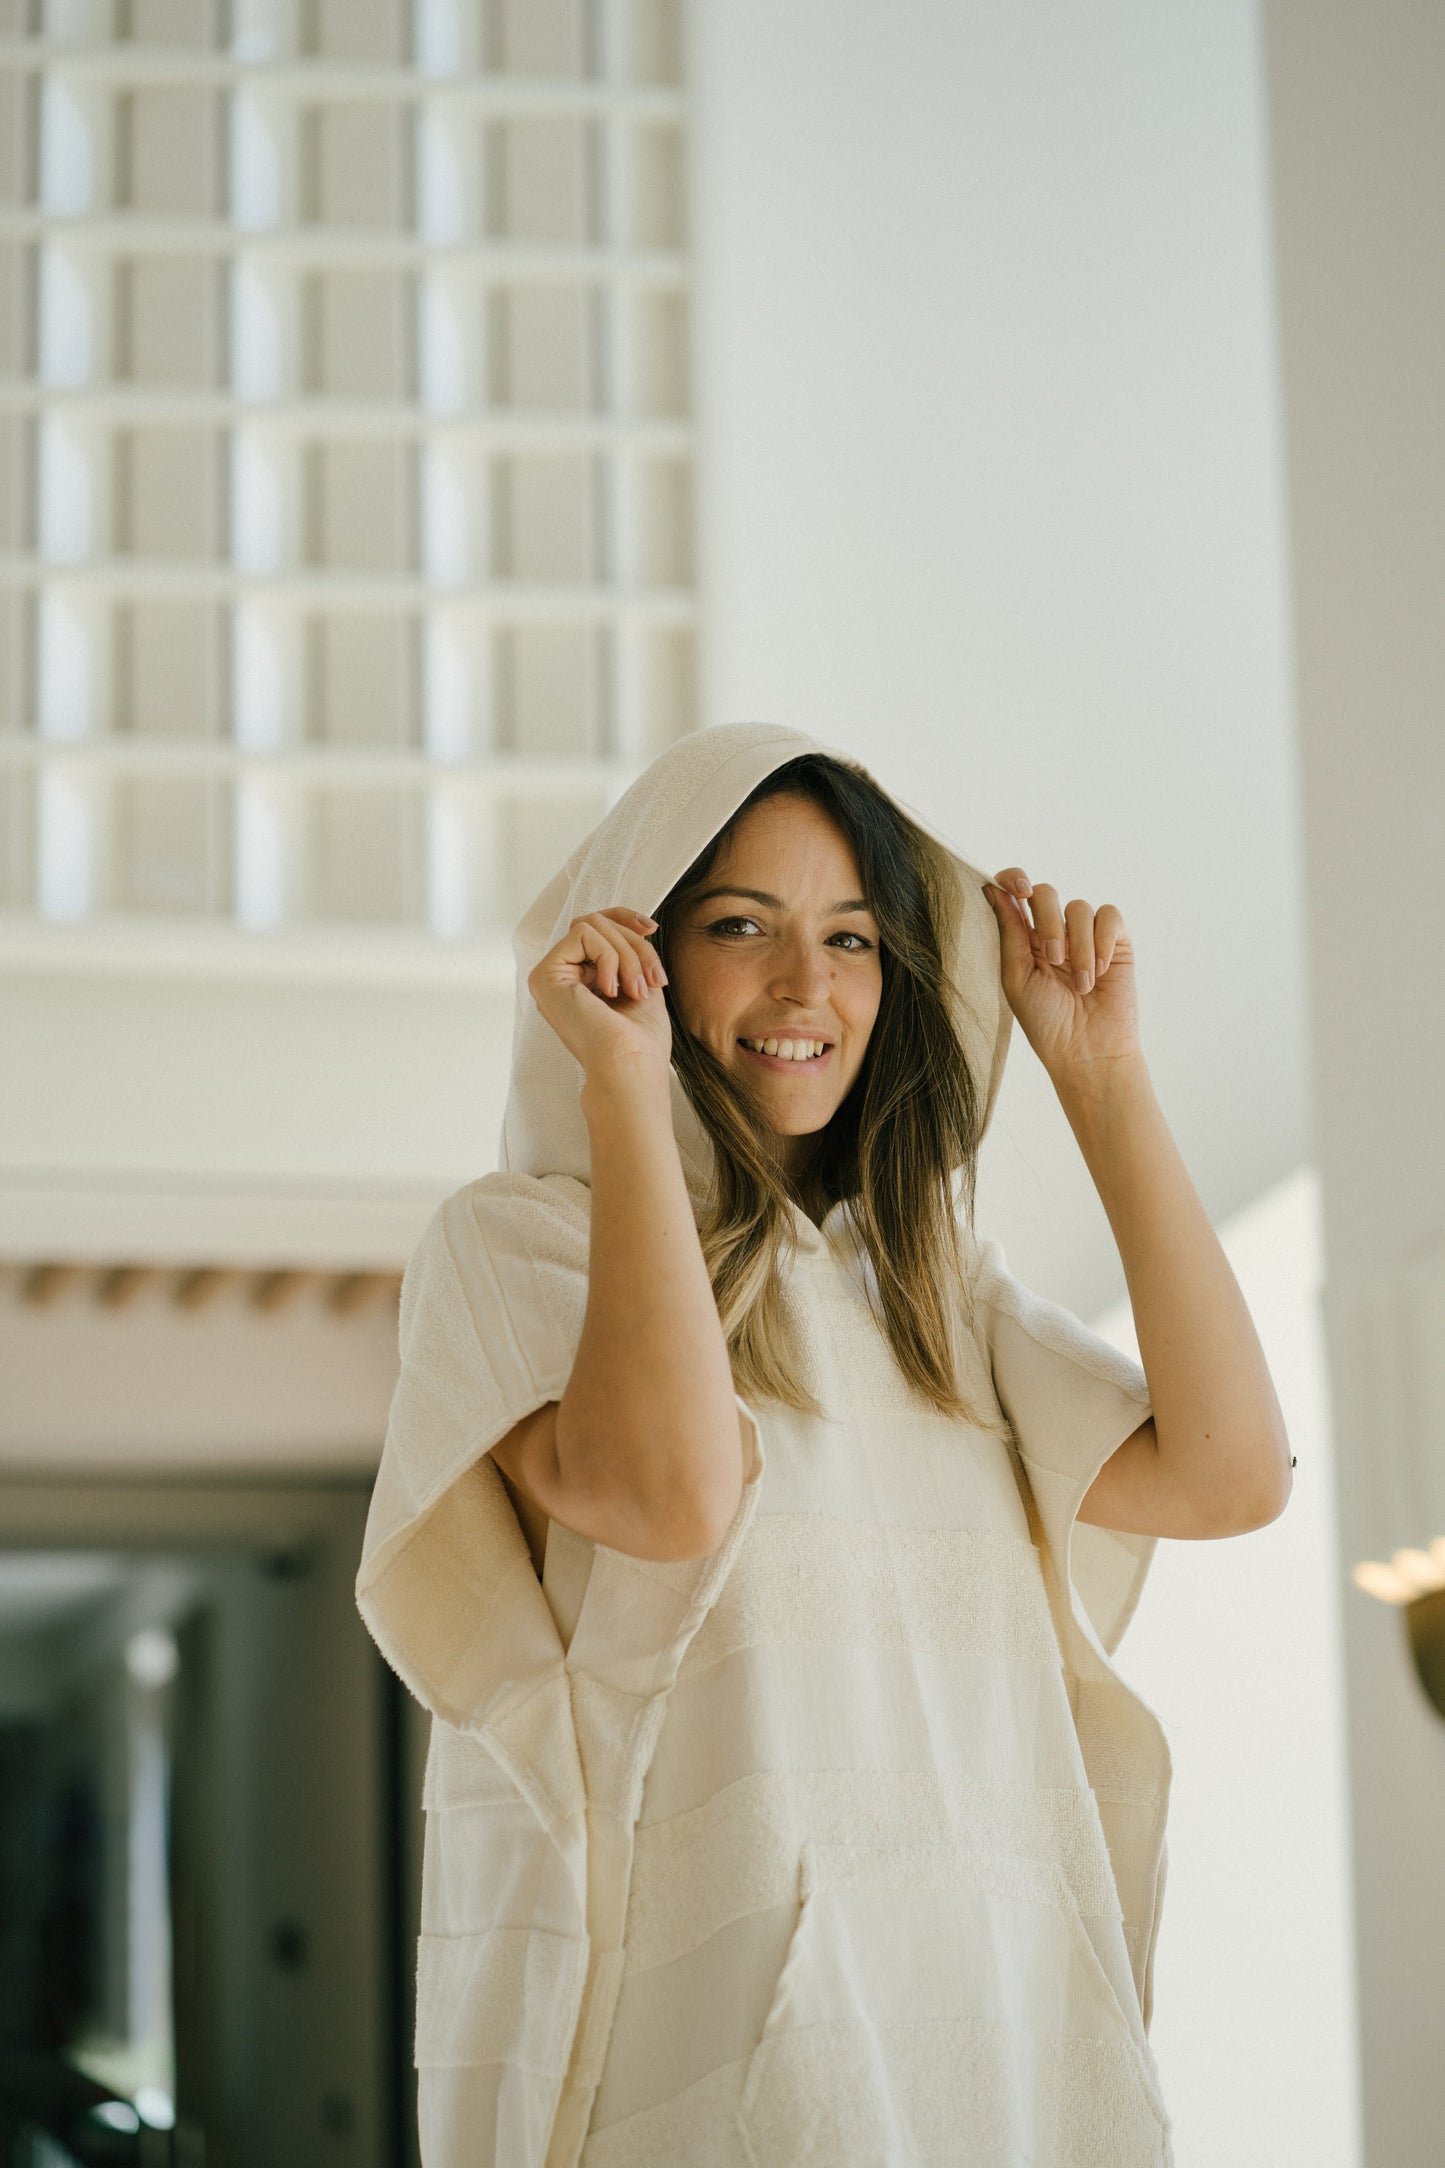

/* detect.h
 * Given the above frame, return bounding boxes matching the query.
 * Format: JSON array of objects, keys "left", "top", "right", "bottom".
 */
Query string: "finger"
[
  {"left": 1094, "top": 902, "right": 1125, "bottom": 975},
  {"left": 611, "top": 920, "right": 668, "bottom": 994},
  {"left": 601, "top": 906, "right": 660, "bottom": 937},
  {"left": 629, "top": 920, "right": 669, "bottom": 988},
  {"left": 1064, "top": 898, "right": 1095, "bottom": 993},
  {"left": 989, "top": 868, "right": 1037, "bottom": 949},
  {"left": 582, "top": 916, "right": 659, "bottom": 1000},
  {"left": 575, "top": 916, "right": 654, "bottom": 998},
  {"left": 992, "top": 867, "right": 1033, "bottom": 900},
  {"left": 575, "top": 922, "right": 627, "bottom": 999},
  {"left": 982, "top": 882, "right": 1036, "bottom": 973},
  {"left": 594, "top": 910, "right": 663, "bottom": 965},
  {"left": 1026, "top": 881, "right": 1066, "bottom": 967}
]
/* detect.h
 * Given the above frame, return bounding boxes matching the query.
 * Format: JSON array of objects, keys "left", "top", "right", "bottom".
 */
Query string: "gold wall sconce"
[{"left": 1353, "top": 1542, "right": 1445, "bottom": 1719}]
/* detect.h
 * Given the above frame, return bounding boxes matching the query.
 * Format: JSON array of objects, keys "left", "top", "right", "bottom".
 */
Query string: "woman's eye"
[{"left": 702, "top": 917, "right": 874, "bottom": 951}]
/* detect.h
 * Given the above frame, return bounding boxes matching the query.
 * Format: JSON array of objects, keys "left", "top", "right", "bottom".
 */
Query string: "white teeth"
[{"left": 742, "top": 1037, "right": 827, "bottom": 1060}]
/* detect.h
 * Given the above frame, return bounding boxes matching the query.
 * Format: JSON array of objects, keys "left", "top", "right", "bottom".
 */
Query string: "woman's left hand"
[{"left": 982, "top": 869, "right": 1141, "bottom": 1080}]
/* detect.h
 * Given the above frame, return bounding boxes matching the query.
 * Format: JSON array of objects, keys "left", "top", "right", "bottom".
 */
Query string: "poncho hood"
[{"left": 498, "top": 721, "right": 1013, "bottom": 1197}]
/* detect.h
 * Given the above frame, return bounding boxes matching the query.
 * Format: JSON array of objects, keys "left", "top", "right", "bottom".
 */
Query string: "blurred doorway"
[{"left": 0, "top": 1480, "right": 424, "bottom": 2168}]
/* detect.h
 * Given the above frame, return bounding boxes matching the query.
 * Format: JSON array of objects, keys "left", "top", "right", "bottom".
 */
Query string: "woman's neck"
[{"left": 763, "top": 1128, "right": 831, "bottom": 1228}]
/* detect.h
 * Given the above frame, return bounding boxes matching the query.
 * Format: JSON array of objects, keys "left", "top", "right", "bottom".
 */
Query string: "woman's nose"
[{"left": 767, "top": 941, "right": 832, "bottom": 1004}]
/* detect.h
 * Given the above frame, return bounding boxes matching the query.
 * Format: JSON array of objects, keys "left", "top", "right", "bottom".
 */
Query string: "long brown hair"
[{"left": 652, "top": 753, "right": 1004, "bottom": 1431}]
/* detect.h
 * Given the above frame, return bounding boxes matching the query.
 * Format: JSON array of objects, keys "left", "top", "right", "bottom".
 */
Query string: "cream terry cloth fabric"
[{"left": 356, "top": 722, "right": 1175, "bottom": 2167}]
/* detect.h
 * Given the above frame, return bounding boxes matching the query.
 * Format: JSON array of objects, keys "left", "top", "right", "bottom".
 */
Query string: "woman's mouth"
[{"left": 737, "top": 1036, "right": 833, "bottom": 1071}]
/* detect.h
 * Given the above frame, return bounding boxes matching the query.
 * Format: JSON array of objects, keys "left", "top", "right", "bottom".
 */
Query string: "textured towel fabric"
[{"left": 356, "top": 723, "right": 1174, "bottom": 2166}]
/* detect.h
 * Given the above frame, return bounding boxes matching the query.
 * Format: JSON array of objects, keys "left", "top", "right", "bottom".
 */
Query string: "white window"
[{"left": 0, "top": 0, "right": 694, "bottom": 949}]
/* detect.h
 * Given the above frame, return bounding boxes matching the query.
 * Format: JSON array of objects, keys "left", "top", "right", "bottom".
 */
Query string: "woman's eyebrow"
[{"left": 690, "top": 885, "right": 873, "bottom": 914}]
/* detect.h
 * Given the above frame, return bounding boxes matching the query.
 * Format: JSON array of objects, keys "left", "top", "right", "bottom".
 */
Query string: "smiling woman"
[{"left": 352, "top": 721, "right": 1264, "bottom": 2167}]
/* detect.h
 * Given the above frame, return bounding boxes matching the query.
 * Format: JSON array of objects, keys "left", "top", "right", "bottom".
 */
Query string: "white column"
[{"left": 1262, "top": 2, "right": 1445, "bottom": 2157}]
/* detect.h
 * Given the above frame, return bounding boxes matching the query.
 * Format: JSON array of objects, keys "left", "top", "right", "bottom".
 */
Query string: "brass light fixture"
[{"left": 1352, "top": 1542, "right": 1445, "bottom": 1719}]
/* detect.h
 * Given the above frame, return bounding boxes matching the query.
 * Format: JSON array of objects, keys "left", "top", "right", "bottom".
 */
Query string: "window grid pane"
[{"left": 0, "top": 0, "right": 695, "bottom": 942}]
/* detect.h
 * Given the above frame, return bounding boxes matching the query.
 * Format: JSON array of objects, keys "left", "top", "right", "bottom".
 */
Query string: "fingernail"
[
  {"left": 1074, "top": 969, "right": 1091, "bottom": 994},
  {"left": 1047, "top": 939, "right": 1065, "bottom": 965}
]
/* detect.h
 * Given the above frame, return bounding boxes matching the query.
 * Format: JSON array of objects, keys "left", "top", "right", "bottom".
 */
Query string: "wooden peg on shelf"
[
  {"left": 172, "top": 1268, "right": 235, "bottom": 1311},
  {"left": 20, "top": 1263, "right": 84, "bottom": 1307},
  {"left": 95, "top": 1265, "right": 158, "bottom": 1309},
  {"left": 250, "top": 1269, "right": 312, "bottom": 1314},
  {"left": 326, "top": 1272, "right": 397, "bottom": 1315}
]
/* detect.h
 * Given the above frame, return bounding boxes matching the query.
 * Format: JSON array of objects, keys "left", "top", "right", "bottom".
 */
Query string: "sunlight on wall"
[{"left": 1091, "top": 1164, "right": 1361, "bottom": 2168}]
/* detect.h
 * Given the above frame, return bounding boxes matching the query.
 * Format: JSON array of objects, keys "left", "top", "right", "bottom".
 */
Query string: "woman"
[{"left": 356, "top": 722, "right": 1292, "bottom": 2168}]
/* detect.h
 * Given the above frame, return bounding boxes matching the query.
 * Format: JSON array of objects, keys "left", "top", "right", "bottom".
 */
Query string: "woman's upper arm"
[
  {"left": 1076, "top": 1414, "right": 1275, "bottom": 1537},
  {"left": 489, "top": 1399, "right": 746, "bottom": 1564}
]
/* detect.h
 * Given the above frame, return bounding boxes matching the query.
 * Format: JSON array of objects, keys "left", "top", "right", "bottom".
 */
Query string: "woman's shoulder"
[
  {"left": 398, "top": 1173, "right": 594, "bottom": 1359},
  {"left": 411, "top": 1170, "right": 592, "bottom": 1265}
]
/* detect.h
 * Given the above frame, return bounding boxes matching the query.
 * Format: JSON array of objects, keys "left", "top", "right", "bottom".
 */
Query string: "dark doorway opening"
[{"left": 0, "top": 1478, "right": 425, "bottom": 2168}]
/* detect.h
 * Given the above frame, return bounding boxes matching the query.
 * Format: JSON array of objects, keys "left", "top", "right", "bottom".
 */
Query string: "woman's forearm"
[
  {"left": 1053, "top": 1052, "right": 1293, "bottom": 1527},
  {"left": 555, "top": 1064, "right": 745, "bottom": 1555}
]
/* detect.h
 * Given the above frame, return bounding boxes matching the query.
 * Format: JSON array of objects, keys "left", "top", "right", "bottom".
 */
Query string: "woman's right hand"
[{"left": 527, "top": 907, "right": 673, "bottom": 1081}]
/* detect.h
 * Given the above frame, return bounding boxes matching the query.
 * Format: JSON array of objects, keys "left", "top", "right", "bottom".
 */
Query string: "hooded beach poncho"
[{"left": 356, "top": 722, "right": 1175, "bottom": 2166}]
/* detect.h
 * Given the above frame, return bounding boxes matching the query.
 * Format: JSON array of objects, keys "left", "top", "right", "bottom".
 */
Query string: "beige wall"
[
  {"left": 1100, "top": 1168, "right": 1360, "bottom": 2166},
  {"left": 0, "top": 1282, "right": 398, "bottom": 1468},
  {"left": 1262, "top": 3, "right": 1445, "bottom": 2158}
]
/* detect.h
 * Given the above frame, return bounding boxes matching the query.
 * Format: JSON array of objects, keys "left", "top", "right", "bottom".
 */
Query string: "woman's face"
[{"left": 666, "top": 793, "right": 885, "bottom": 1171}]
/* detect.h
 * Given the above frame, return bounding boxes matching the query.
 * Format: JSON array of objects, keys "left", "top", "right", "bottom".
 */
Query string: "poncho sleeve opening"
[
  {"left": 974, "top": 1238, "right": 1157, "bottom": 1662},
  {"left": 355, "top": 1185, "right": 581, "bottom": 1730}
]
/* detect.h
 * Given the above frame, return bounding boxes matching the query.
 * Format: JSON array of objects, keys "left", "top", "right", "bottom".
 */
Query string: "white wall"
[
  {"left": 1260, "top": 4, "right": 1445, "bottom": 2156},
  {"left": 0, "top": 963, "right": 506, "bottom": 1268},
  {"left": 687, "top": 0, "right": 1307, "bottom": 1321},
  {"left": 1097, "top": 1167, "right": 1361, "bottom": 2168}
]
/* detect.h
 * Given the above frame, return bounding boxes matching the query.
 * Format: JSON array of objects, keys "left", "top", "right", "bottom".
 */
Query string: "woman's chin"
[
  {"left": 742, "top": 1097, "right": 840, "bottom": 1141},
  {"left": 719, "top": 1049, "right": 852, "bottom": 1139}
]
